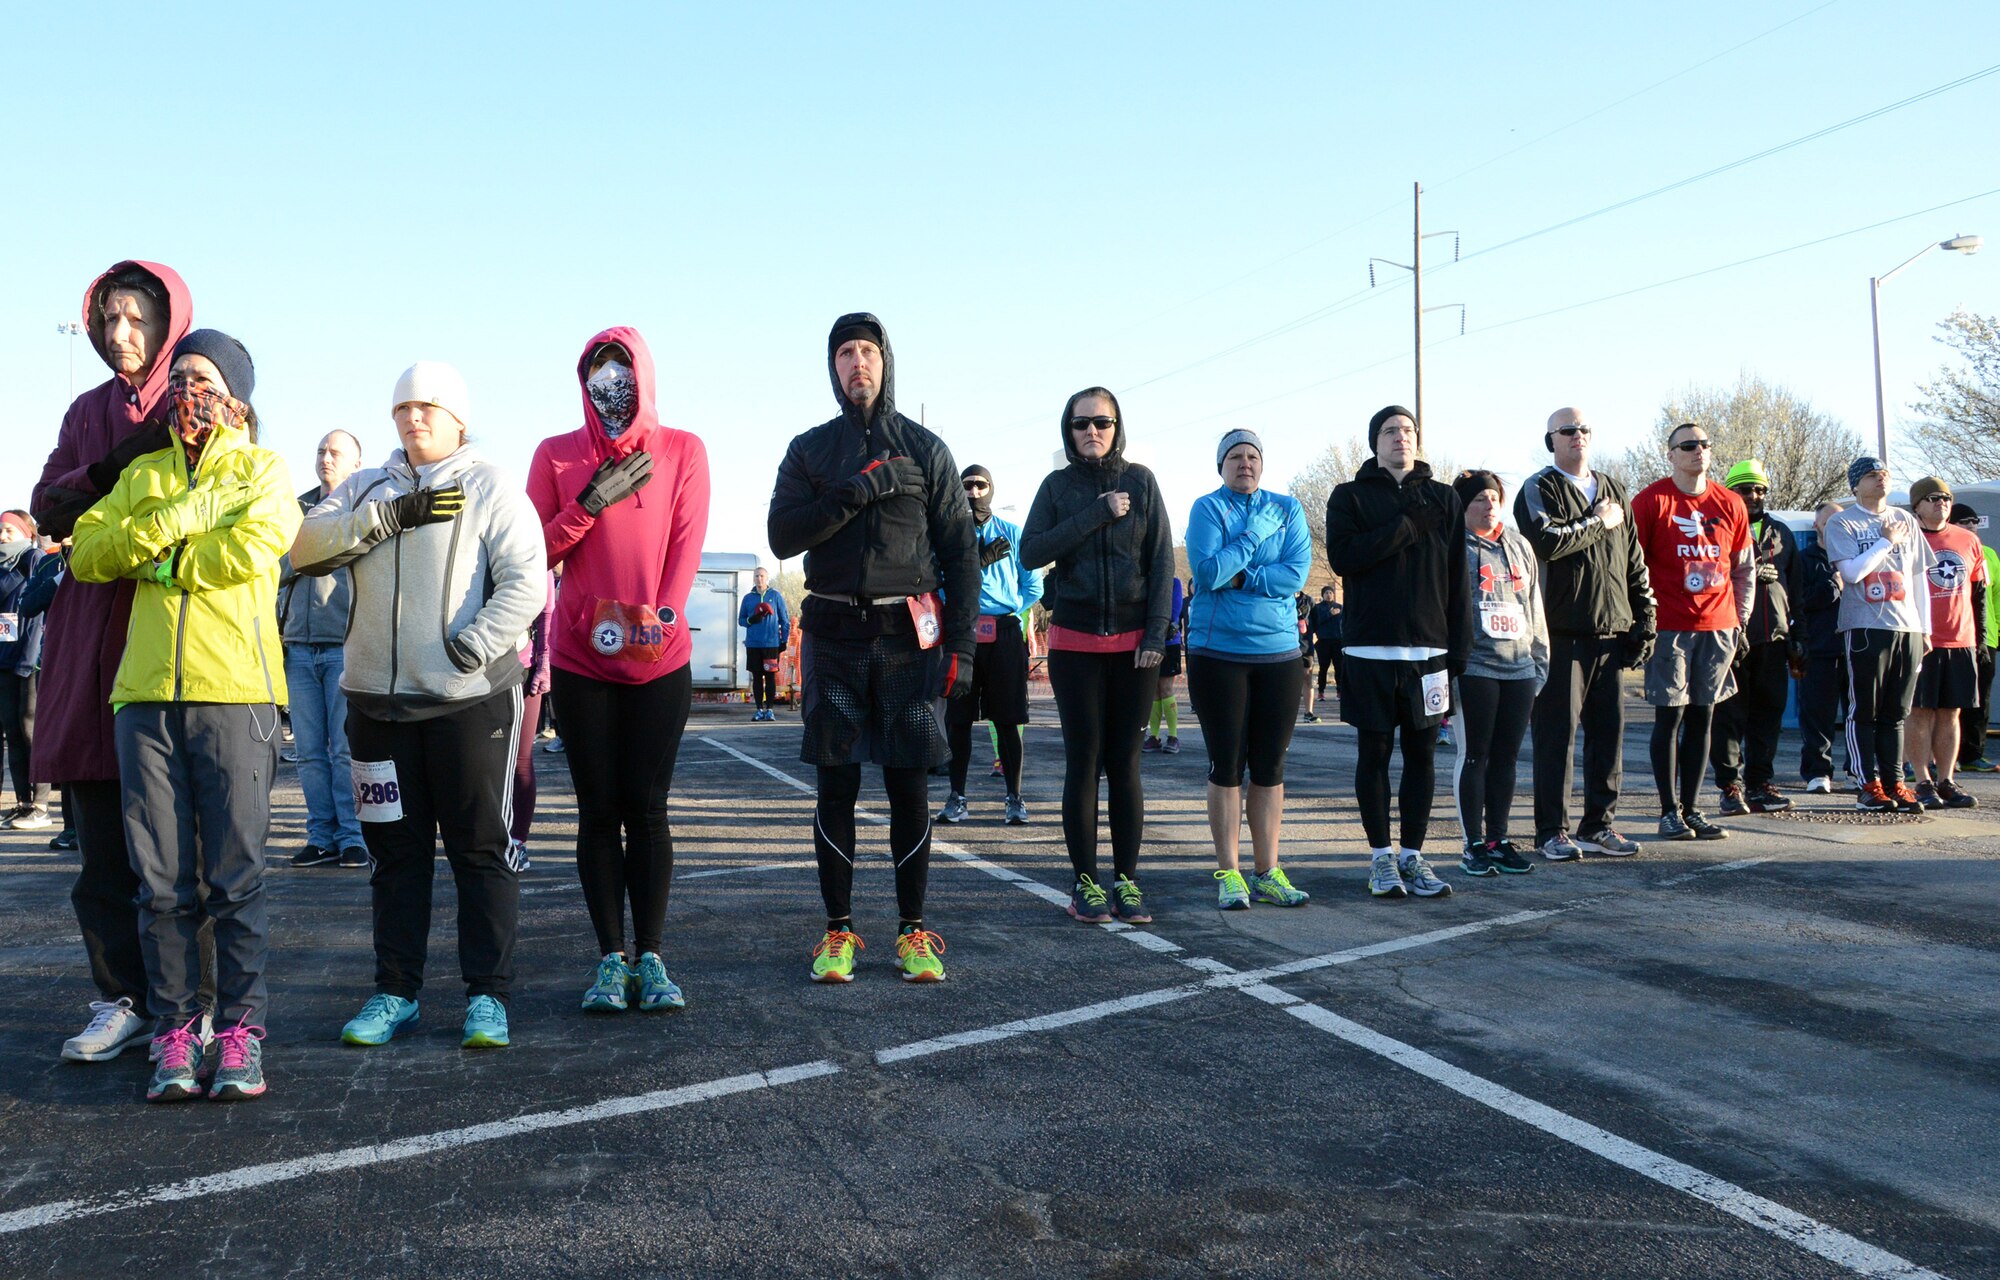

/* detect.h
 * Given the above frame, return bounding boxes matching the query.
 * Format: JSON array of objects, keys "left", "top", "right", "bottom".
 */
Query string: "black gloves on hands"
[
  {"left": 979, "top": 536, "right": 1013, "bottom": 568},
  {"left": 579, "top": 451, "right": 654, "bottom": 516},
  {"left": 1621, "top": 630, "right": 1656, "bottom": 670},
  {"left": 849, "top": 453, "right": 925, "bottom": 505},
  {"left": 937, "top": 648, "right": 974, "bottom": 699},
  {"left": 445, "top": 633, "right": 482, "bottom": 674},
  {"left": 87, "top": 422, "right": 173, "bottom": 495},
  {"left": 381, "top": 485, "right": 466, "bottom": 536},
  {"left": 1400, "top": 486, "right": 1445, "bottom": 535}
]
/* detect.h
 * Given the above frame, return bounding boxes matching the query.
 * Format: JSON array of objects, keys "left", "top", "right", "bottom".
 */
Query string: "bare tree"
[
  {"left": 1906, "top": 309, "right": 2000, "bottom": 482},
  {"left": 1601, "top": 373, "right": 1858, "bottom": 511}
]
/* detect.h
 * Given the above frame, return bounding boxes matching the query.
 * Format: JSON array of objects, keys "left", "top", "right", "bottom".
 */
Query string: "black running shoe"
[
  {"left": 1682, "top": 811, "right": 1728, "bottom": 840},
  {"left": 1745, "top": 784, "right": 1793, "bottom": 813},
  {"left": 1459, "top": 841, "right": 1499, "bottom": 877},
  {"left": 1717, "top": 784, "right": 1749, "bottom": 817},
  {"left": 1489, "top": 840, "right": 1535, "bottom": 873},
  {"left": 292, "top": 844, "right": 338, "bottom": 868}
]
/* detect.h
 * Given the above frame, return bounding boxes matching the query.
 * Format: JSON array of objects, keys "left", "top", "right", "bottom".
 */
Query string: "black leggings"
[
  {"left": 552, "top": 665, "right": 692, "bottom": 958},
  {"left": 746, "top": 646, "right": 781, "bottom": 710},
  {"left": 813, "top": 763, "right": 931, "bottom": 924},
  {"left": 1185, "top": 654, "right": 1303, "bottom": 787},
  {"left": 1650, "top": 703, "right": 1714, "bottom": 817},
  {"left": 1357, "top": 724, "right": 1437, "bottom": 851},
  {"left": 948, "top": 714, "right": 1022, "bottom": 794},
  {"left": 1452, "top": 675, "right": 1535, "bottom": 844},
  {"left": 1048, "top": 649, "right": 1157, "bottom": 884}
]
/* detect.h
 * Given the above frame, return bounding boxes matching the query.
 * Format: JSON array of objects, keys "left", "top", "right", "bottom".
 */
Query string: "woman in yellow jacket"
[{"left": 70, "top": 330, "right": 299, "bottom": 1105}]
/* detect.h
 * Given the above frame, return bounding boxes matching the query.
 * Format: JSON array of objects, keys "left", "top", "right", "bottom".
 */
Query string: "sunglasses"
[
  {"left": 1922, "top": 494, "right": 1954, "bottom": 504},
  {"left": 1068, "top": 416, "right": 1118, "bottom": 432},
  {"left": 1671, "top": 440, "right": 1711, "bottom": 453},
  {"left": 1552, "top": 425, "right": 1590, "bottom": 437},
  {"left": 963, "top": 481, "right": 989, "bottom": 492}
]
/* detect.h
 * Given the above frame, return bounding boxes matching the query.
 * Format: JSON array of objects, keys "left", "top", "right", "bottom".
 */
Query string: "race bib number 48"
[{"left": 351, "top": 759, "right": 404, "bottom": 824}]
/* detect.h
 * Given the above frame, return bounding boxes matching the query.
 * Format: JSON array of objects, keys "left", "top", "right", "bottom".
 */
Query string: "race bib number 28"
[{"left": 351, "top": 759, "right": 405, "bottom": 824}]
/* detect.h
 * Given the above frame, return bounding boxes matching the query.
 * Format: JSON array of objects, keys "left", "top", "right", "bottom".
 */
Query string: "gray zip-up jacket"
[
  {"left": 1463, "top": 523, "right": 1549, "bottom": 688},
  {"left": 291, "top": 444, "right": 547, "bottom": 722},
  {"left": 278, "top": 486, "right": 352, "bottom": 645}
]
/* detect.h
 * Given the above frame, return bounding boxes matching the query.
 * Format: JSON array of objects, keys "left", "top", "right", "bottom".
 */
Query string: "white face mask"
[{"left": 587, "top": 361, "right": 637, "bottom": 437}]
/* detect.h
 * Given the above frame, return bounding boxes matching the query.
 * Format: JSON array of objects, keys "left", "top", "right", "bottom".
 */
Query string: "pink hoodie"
[{"left": 527, "top": 327, "right": 710, "bottom": 685}]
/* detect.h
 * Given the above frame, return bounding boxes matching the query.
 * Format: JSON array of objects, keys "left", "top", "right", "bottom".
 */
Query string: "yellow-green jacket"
[{"left": 69, "top": 420, "right": 299, "bottom": 706}]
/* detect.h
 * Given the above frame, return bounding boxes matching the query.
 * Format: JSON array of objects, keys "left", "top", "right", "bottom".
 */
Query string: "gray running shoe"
[
  {"left": 1162, "top": 737, "right": 1181, "bottom": 755},
  {"left": 1368, "top": 851, "right": 1408, "bottom": 899},
  {"left": 1003, "top": 794, "right": 1029, "bottom": 825},
  {"left": 1576, "top": 827, "right": 1639, "bottom": 857},
  {"left": 1398, "top": 851, "right": 1453, "bottom": 897},
  {"left": 1537, "top": 833, "right": 1581, "bottom": 862},
  {"left": 939, "top": 793, "right": 969, "bottom": 823},
  {"left": 1657, "top": 811, "right": 1693, "bottom": 840}
]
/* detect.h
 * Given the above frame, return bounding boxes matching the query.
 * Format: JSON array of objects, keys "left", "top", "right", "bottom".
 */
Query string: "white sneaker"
[
  {"left": 1806, "top": 776, "right": 1832, "bottom": 794},
  {"left": 61, "top": 998, "right": 153, "bottom": 1062}
]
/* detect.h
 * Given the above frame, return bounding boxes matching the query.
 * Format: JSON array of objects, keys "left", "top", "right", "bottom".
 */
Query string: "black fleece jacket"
[
  {"left": 1512, "top": 464, "right": 1656, "bottom": 640},
  {"left": 1324, "top": 458, "right": 1470, "bottom": 673},
  {"left": 767, "top": 313, "right": 977, "bottom": 652}
]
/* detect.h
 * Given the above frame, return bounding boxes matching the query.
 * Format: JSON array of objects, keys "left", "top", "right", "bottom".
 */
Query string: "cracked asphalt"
[{"left": 0, "top": 684, "right": 1995, "bottom": 1279}]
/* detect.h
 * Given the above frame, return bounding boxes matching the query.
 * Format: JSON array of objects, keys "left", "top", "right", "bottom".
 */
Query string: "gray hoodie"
[
  {"left": 1463, "top": 523, "right": 1549, "bottom": 687},
  {"left": 291, "top": 444, "right": 547, "bottom": 721}
]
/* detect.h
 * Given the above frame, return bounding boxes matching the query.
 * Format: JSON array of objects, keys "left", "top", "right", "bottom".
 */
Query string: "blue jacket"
[
  {"left": 738, "top": 587, "right": 790, "bottom": 649},
  {"left": 972, "top": 515, "right": 1043, "bottom": 617},
  {"left": 0, "top": 548, "right": 53, "bottom": 676},
  {"left": 1185, "top": 487, "right": 1312, "bottom": 657}
]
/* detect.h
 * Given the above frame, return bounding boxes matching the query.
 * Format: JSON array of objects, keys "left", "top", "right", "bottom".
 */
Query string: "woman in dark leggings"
[
  {"left": 1020, "top": 387, "right": 1174, "bottom": 925},
  {"left": 1184, "top": 430, "right": 1315, "bottom": 909},
  {"left": 1450, "top": 471, "right": 1546, "bottom": 876},
  {"left": 526, "top": 327, "right": 710, "bottom": 1013}
]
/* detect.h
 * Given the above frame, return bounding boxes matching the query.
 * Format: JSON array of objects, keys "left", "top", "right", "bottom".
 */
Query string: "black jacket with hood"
[
  {"left": 1513, "top": 465, "right": 1656, "bottom": 640},
  {"left": 1324, "top": 458, "right": 1471, "bottom": 672},
  {"left": 768, "top": 314, "right": 977, "bottom": 652},
  {"left": 1742, "top": 511, "right": 1800, "bottom": 645},
  {"left": 1018, "top": 389, "right": 1175, "bottom": 653}
]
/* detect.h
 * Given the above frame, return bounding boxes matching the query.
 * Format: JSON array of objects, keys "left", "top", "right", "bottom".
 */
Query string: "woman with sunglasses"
[{"left": 1020, "top": 389, "right": 1174, "bottom": 924}]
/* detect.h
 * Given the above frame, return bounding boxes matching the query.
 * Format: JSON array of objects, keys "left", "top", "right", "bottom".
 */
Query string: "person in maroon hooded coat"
[{"left": 33, "top": 260, "right": 214, "bottom": 1065}]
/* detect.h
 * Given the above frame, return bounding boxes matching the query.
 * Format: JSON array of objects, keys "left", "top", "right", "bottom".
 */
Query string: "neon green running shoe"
[
  {"left": 1250, "top": 865, "right": 1310, "bottom": 907},
  {"left": 810, "top": 928, "right": 864, "bottom": 984},
  {"left": 895, "top": 927, "right": 947, "bottom": 983},
  {"left": 1215, "top": 868, "right": 1251, "bottom": 910}
]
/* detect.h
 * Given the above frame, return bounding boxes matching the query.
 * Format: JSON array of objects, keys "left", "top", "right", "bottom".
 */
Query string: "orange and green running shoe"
[
  {"left": 810, "top": 928, "right": 864, "bottom": 984},
  {"left": 895, "top": 927, "right": 947, "bottom": 983}
]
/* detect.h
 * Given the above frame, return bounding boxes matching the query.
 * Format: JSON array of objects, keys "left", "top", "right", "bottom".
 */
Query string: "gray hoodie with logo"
[
  {"left": 291, "top": 444, "right": 547, "bottom": 721},
  {"left": 1464, "top": 523, "right": 1549, "bottom": 688}
]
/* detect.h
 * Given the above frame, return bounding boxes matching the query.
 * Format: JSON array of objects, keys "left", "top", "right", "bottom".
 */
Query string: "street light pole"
[
  {"left": 55, "top": 322, "right": 82, "bottom": 399},
  {"left": 1869, "top": 234, "right": 1982, "bottom": 465}
]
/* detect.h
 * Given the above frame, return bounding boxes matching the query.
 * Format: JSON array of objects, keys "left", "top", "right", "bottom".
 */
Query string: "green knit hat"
[{"left": 1723, "top": 459, "right": 1769, "bottom": 490}]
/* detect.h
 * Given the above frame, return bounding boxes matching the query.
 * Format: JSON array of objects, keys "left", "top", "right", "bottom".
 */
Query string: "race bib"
[
  {"left": 1478, "top": 600, "right": 1527, "bottom": 640},
  {"left": 0, "top": 614, "right": 16, "bottom": 644},
  {"left": 351, "top": 759, "right": 404, "bottom": 824},
  {"left": 1421, "top": 670, "right": 1451, "bottom": 718},
  {"left": 1862, "top": 570, "right": 1905, "bottom": 604},
  {"left": 975, "top": 615, "right": 999, "bottom": 644},
  {"left": 907, "top": 592, "right": 942, "bottom": 650},
  {"left": 762, "top": 657, "right": 780, "bottom": 673},
  {"left": 590, "top": 598, "right": 676, "bottom": 663}
]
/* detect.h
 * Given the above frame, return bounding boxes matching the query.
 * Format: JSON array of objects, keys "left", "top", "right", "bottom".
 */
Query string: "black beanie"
[
  {"left": 1369, "top": 404, "right": 1416, "bottom": 449},
  {"left": 829, "top": 318, "right": 883, "bottom": 351},
  {"left": 1452, "top": 469, "right": 1504, "bottom": 509},
  {"left": 171, "top": 329, "right": 255, "bottom": 402}
]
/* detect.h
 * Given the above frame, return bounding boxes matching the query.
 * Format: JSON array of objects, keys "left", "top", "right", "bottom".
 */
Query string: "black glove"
[
  {"left": 86, "top": 421, "right": 173, "bottom": 495},
  {"left": 380, "top": 485, "right": 466, "bottom": 535},
  {"left": 445, "top": 633, "right": 482, "bottom": 673},
  {"left": 979, "top": 535, "right": 1012, "bottom": 568},
  {"left": 32, "top": 485, "right": 99, "bottom": 541},
  {"left": 937, "top": 648, "right": 974, "bottom": 699},
  {"left": 1621, "top": 630, "right": 1656, "bottom": 670},
  {"left": 578, "top": 451, "right": 654, "bottom": 516},
  {"left": 1400, "top": 488, "right": 1444, "bottom": 534},
  {"left": 848, "top": 453, "right": 925, "bottom": 505}
]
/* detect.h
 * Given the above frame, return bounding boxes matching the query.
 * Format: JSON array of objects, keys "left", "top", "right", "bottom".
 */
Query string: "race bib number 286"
[{"left": 351, "top": 759, "right": 405, "bottom": 823}]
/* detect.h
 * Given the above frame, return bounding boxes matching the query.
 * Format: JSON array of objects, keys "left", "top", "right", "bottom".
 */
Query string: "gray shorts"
[{"left": 1643, "top": 629, "right": 1738, "bottom": 707}]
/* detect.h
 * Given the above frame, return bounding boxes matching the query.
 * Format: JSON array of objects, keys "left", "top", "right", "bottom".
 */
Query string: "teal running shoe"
[
  {"left": 581, "top": 953, "right": 633, "bottom": 1012},
  {"left": 632, "top": 952, "right": 685, "bottom": 1011},
  {"left": 462, "top": 995, "right": 510, "bottom": 1048},
  {"left": 208, "top": 1023, "right": 267, "bottom": 1101},
  {"left": 341, "top": 993, "right": 419, "bottom": 1046},
  {"left": 1214, "top": 868, "right": 1251, "bottom": 910},
  {"left": 1250, "top": 865, "right": 1310, "bottom": 907}
]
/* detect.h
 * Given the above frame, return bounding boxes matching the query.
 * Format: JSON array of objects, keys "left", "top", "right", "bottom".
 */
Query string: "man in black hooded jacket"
[{"left": 769, "top": 313, "right": 977, "bottom": 985}]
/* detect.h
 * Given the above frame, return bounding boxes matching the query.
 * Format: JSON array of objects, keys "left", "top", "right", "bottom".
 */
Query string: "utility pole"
[{"left": 1369, "top": 183, "right": 1463, "bottom": 436}]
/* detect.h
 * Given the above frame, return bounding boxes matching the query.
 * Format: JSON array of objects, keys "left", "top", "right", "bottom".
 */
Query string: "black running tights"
[
  {"left": 1048, "top": 649, "right": 1156, "bottom": 884},
  {"left": 948, "top": 714, "right": 1022, "bottom": 794},
  {"left": 1650, "top": 703, "right": 1713, "bottom": 817},
  {"left": 1356, "top": 724, "right": 1437, "bottom": 851},
  {"left": 813, "top": 763, "right": 931, "bottom": 925}
]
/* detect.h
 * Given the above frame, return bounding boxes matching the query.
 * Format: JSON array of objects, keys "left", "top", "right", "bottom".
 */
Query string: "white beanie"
[{"left": 392, "top": 361, "right": 471, "bottom": 427}]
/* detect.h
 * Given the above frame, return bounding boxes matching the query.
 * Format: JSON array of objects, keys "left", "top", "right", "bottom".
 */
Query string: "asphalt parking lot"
[{"left": 1, "top": 687, "right": 1995, "bottom": 1279}]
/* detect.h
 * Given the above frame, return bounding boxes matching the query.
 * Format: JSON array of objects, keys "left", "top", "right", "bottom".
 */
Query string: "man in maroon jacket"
[{"left": 32, "top": 260, "right": 214, "bottom": 1063}]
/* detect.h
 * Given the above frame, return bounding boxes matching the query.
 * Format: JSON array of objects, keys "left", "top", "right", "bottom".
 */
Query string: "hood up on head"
[
  {"left": 82, "top": 259, "right": 192, "bottom": 416},
  {"left": 1058, "top": 386, "right": 1127, "bottom": 468},
  {"left": 576, "top": 325, "right": 660, "bottom": 456},
  {"left": 825, "top": 312, "right": 896, "bottom": 429}
]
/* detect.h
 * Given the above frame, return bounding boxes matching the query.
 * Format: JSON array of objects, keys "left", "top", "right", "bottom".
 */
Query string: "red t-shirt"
[
  {"left": 1631, "top": 478, "right": 1750, "bottom": 633},
  {"left": 1921, "top": 524, "right": 1987, "bottom": 649}
]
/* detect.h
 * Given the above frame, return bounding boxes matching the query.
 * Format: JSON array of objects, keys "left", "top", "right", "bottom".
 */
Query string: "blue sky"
[{"left": 6, "top": 2, "right": 1996, "bottom": 562}]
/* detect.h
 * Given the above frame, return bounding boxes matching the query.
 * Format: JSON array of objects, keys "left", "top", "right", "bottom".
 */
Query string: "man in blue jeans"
[{"left": 282, "top": 429, "right": 367, "bottom": 868}]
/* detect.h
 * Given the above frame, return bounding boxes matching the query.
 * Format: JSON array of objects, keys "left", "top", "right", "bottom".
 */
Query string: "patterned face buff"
[
  {"left": 587, "top": 362, "right": 637, "bottom": 438},
  {"left": 171, "top": 385, "right": 248, "bottom": 462}
]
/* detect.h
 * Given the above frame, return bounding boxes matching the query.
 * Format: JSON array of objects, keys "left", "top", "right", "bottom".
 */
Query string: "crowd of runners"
[{"left": 19, "top": 259, "right": 1993, "bottom": 1106}]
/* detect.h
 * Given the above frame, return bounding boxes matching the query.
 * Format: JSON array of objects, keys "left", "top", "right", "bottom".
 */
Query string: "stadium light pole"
[{"left": 1871, "top": 234, "right": 1981, "bottom": 464}]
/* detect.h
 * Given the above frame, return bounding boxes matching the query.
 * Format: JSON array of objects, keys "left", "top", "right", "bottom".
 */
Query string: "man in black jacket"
[
  {"left": 768, "top": 313, "right": 977, "bottom": 985},
  {"left": 1513, "top": 406, "right": 1656, "bottom": 861},
  {"left": 1308, "top": 587, "right": 1344, "bottom": 701},
  {"left": 1326, "top": 405, "right": 1469, "bottom": 900},
  {"left": 1710, "top": 459, "right": 1798, "bottom": 814}
]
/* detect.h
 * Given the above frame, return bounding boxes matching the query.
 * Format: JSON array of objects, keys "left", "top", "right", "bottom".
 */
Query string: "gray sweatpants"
[{"left": 115, "top": 703, "right": 279, "bottom": 1027}]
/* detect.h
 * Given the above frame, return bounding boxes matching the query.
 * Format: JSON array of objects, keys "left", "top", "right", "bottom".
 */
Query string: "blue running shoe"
[
  {"left": 581, "top": 953, "right": 633, "bottom": 1012},
  {"left": 462, "top": 995, "right": 510, "bottom": 1048},
  {"left": 341, "top": 993, "right": 419, "bottom": 1046},
  {"left": 633, "top": 952, "right": 685, "bottom": 1011}
]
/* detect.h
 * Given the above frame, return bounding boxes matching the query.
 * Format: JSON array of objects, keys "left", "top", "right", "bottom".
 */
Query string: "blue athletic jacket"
[
  {"left": 738, "top": 587, "right": 791, "bottom": 649},
  {"left": 973, "top": 514, "right": 1043, "bottom": 617},
  {"left": 1185, "top": 486, "right": 1312, "bottom": 657}
]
